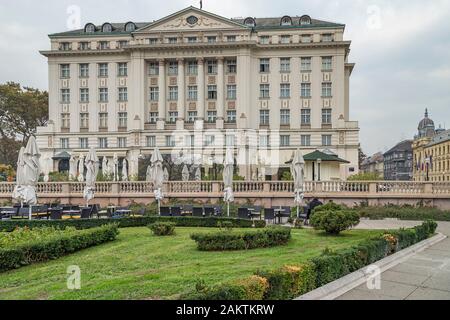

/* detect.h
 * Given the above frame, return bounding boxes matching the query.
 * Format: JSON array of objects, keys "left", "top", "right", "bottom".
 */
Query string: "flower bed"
[{"left": 0, "top": 224, "right": 119, "bottom": 272}]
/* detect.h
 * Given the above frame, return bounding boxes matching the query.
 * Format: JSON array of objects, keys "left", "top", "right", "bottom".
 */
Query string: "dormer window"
[
  {"left": 300, "top": 15, "right": 312, "bottom": 25},
  {"left": 84, "top": 23, "right": 96, "bottom": 33},
  {"left": 244, "top": 17, "right": 256, "bottom": 27},
  {"left": 281, "top": 16, "right": 292, "bottom": 26},
  {"left": 102, "top": 23, "right": 113, "bottom": 33},
  {"left": 124, "top": 22, "right": 136, "bottom": 32}
]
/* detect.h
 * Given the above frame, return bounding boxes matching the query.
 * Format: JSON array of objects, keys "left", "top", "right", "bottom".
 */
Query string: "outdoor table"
[
  {"left": 247, "top": 208, "right": 262, "bottom": 220},
  {"left": 62, "top": 210, "right": 81, "bottom": 219},
  {"left": 115, "top": 209, "right": 131, "bottom": 216}
]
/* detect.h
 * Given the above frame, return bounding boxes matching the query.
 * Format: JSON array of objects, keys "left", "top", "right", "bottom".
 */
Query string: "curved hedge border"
[
  {"left": 186, "top": 220, "right": 438, "bottom": 300},
  {"left": 0, "top": 216, "right": 266, "bottom": 232},
  {"left": 355, "top": 206, "right": 450, "bottom": 221},
  {"left": 190, "top": 227, "right": 291, "bottom": 251},
  {"left": 0, "top": 224, "right": 119, "bottom": 272}
]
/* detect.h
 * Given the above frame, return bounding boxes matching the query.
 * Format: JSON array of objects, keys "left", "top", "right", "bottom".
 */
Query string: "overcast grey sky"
[{"left": 1, "top": 0, "right": 449, "bottom": 155}]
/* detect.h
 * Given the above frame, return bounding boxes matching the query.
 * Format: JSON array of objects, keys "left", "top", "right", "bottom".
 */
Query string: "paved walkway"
[{"left": 337, "top": 220, "right": 450, "bottom": 300}]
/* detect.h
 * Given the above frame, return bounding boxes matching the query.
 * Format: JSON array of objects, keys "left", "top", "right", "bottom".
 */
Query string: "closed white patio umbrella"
[
  {"left": 223, "top": 148, "right": 234, "bottom": 217},
  {"left": 291, "top": 149, "right": 305, "bottom": 218},
  {"left": 151, "top": 148, "right": 165, "bottom": 215},
  {"left": 122, "top": 158, "right": 128, "bottom": 181},
  {"left": 195, "top": 167, "right": 201, "bottom": 181},
  {"left": 182, "top": 165, "right": 190, "bottom": 182},
  {"left": 102, "top": 156, "right": 109, "bottom": 177},
  {"left": 69, "top": 154, "right": 77, "bottom": 181},
  {"left": 84, "top": 147, "right": 99, "bottom": 206},
  {"left": 77, "top": 154, "right": 85, "bottom": 182},
  {"left": 112, "top": 153, "right": 119, "bottom": 181},
  {"left": 146, "top": 165, "right": 153, "bottom": 182}
]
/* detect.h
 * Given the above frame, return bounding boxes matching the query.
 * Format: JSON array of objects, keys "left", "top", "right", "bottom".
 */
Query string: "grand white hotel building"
[{"left": 36, "top": 6, "right": 359, "bottom": 181}]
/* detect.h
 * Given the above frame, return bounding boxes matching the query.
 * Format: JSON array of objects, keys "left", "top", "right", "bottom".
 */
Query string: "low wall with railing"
[{"left": 1, "top": 181, "right": 450, "bottom": 209}]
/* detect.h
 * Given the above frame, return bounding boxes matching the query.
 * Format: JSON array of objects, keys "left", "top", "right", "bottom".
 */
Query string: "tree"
[
  {"left": 0, "top": 82, "right": 48, "bottom": 143},
  {"left": 0, "top": 137, "right": 21, "bottom": 168},
  {"left": 358, "top": 146, "right": 367, "bottom": 169}
]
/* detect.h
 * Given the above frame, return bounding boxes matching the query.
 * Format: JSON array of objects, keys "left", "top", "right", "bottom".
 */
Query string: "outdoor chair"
[
  {"left": 160, "top": 207, "right": 171, "bottom": 217},
  {"left": 0, "top": 207, "right": 17, "bottom": 220},
  {"left": 62, "top": 206, "right": 72, "bottom": 212},
  {"left": 298, "top": 206, "right": 309, "bottom": 225},
  {"left": 204, "top": 207, "right": 215, "bottom": 217},
  {"left": 192, "top": 207, "right": 204, "bottom": 217},
  {"left": 238, "top": 208, "right": 250, "bottom": 220},
  {"left": 50, "top": 209, "right": 63, "bottom": 220},
  {"left": 264, "top": 208, "right": 276, "bottom": 224},
  {"left": 89, "top": 204, "right": 100, "bottom": 218},
  {"left": 80, "top": 207, "right": 92, "bottom": 219},
  {"left": 171, "top": 206, "right": 182, "bottom": 217},
  {"left": 214, "top": 206, "right": 223, "bottom": 217}
]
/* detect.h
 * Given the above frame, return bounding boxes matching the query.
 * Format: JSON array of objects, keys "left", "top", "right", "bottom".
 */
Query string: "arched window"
[
  {"left": 84, "top": 23, "right": 96, "bottom": 33},
  {"left": 102, "top": 23, "right": 113, "bottom": 33},
  {"left": 280, "top": 16, "right": 292, "bottom": 26},
  {"left": 300, "top": 15, "right": 312, "bottom": 25},
  {"left": 244, "top": 17, "right": 256, "bottom": 27},
  {"left": 124, "top": 22, "right": 136, "bottom": 32}
]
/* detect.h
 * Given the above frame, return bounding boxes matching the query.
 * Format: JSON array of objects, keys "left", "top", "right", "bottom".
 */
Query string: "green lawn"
[{"left": 0, "top": 227, "right": 382, "bottom": 300}]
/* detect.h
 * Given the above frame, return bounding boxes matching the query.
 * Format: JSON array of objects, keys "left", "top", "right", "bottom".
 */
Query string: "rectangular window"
[
  {"left": 99, "top": 41, "right": 109, "bottom": 50},
  {"left": 146, "top": 136, "right": 156, "bottom": 147},
  {"left": 187, "top": 111, "right": 198, "bottom": 123},
  {"left": 322, "top": 82, "right": 332, "bottom": 97},
  {"left": 117, "top": 41, "right": 129, "bottom": 49},
  {"left": 149, "top": 112, "right": 158, "bottom": 124},
  {"left": 80, "top": 113, "right": 89, "bottom": 129},
  {"left": 60, "top": 64, "right": 70, "bottom": 78},
  {"left": 60, "top": 138, "right": 69, "bottom": 149},
  {"left": 260, "top": 110, "right": 269, "bottom": 125},
  {"left": 227, "top": 85, "right": 237, "bottom": 100},
  {"left": 227, "top": 35, "right": 236, "bottom": 42},
  {"left": 61, "top": 113, "right": 70, "bottom": 128},
  {"left": 260, "top": 84, "right": 270, "bottom": 99},
  {"left": 259, "top": 135, "right": 270, "bottom": 147},
  {"left": 148, "top": 62, "right": 159, "bottom": 75},
  {"left": 207, "top": 111, "right": 217, "bottom": 123},
  {"left": 79, "top": 138, "right": 89, "bottom": 149},
  {"left": 301, "top": 35, "right": 312, "bottom": 43},
  {"left": 187, "top": 37, "right": 197, "bottom": 43},
  {"left": 260, "top": 58, "right": 270, "bottom": 73},
  {"left": 98, "top": 63, "right": 108, "bottom": 77},
  {"left": 280, "top": 84, "right": 290, "bottom": 98},
  {"left": 280, "top": 135, "right": 290, "bottom": 147},
  {"left": 185, "top": 135, "right": 195, "bottom": 147},
  {"left": 117, "top": 137, "right": 127, "bottom": 148},
  {"left": 118, "top": 112, "right": 127, "bottom": 128},
  {"left": 207, "top": 60, "right": 217, "bottom": 74},
  {"left": 322, "top": 34, "right": 333, "bottom": 42},
  {"left": 99, "top": 88, "right": 108, "bottom": 102},
  {"left": 188, "top": 86, "right": 198, "bottom": 100},
  {"left": 322, "top": 108, "right": 332, "bottom": 124},
  {"left": 118, "top": 87, "right": 128, "bottom": 102},
  {"left": 280, "top": 109, "right": 290, "bottom": 125},
  {"left": 149, "top": 38, "right": 158, "bottom": 45},
  {"left": 301, "top": 109, "right": 311, "bottom": 125},
  {"left": 61, "top": 89, "right": 70, "bottom": 103},
  {"left": 280, "top": 35, "right": 291, "bottom": 44},
  {"left": 322, "top": 135, "right": 332, "bottom": 146},
  {"left": 187, "top": 61, "right": 198, "bottom": 75},
  {"left": 322, "top": 57, "right": 332, "bottom": 70},
  {"left": 118, "top": 63, "right": 128, "bottom": 76},
  {"left": 260, "top": 36, "right": 270, "bottom": 44},
  {"left": 280, "top": 58, "right": 291, "bottom": 73},
  {"left": 168, "top": 111, "right": 178, "bottom": 124},
  {"left": 205, "top": 135, "right": 215, "bottom": 147},
  {"left": 207, "top": 36, "right": 217, "bottom": 43},
  {"left": 166, "top": 135, "right": 175, "bottom": 147},
  {"left": 168, "top": 61, "right": 178, "bottom": 75},
  {"left": 80, "top": 88, "right": 89, "bottom": 103},
  {"left": 226, "top": 59, "right": 237, "bottom": 73},
  {"left": 168, "top": 86, "right": 178, "bottom": 101},
  {"left": 99, "top": 113, "right": 108, "bottom": 128},
  {"left": 301, "top": 83, "right": 311, "bottom": 98},
  {"left": 149, "top": 87, "right": 159, "bottom": 101},
  {"left": 98, "top": 137, "right": 108, "bottom": 149},
  {"left": 79, "top": 64, "right": 89, "bottom": 77},
  {"left": 301, "top": 57, "right": 311, "bottom": 71},
  {"left": 60, "top": 42, "right": 71, "bottom": 51},
  {"left": 226, "top": 135, "right": 236, "bottom": 147},
  {"left": 301, "top": 135, "right": 311, "bottom": 147},
  {"left": 226, "top": 110, "right": 237, "bottom": 123},
  {"left": 207, "top": 85, "right": 217, "bottom": 100},
  {"left": 168, "top": 37, "right": 177, "bottom": 44}
]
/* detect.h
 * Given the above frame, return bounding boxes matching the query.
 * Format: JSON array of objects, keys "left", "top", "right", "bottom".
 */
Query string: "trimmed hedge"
[
  {"left": 186, "top": 220, "right": 438, "bottom": 300},
  {"left": 190, "top": 227, "right": 291, "bottom": 251},
  {"left": 0, "top": 224, "right": 119, "bottom": 272},
  {"left": 148, "top": 222, "right": 176, "bottom": 236},
  {"left": 0, "top": 216, "right": 266, "bottom": 232},
  {"left": 355, "top": 206, "right": 450, "bottom": 221}
]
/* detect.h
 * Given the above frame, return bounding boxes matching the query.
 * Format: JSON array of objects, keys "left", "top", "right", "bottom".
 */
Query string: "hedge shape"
[
  {"left": 0, "top": 224, "right": 119, "bottom": 272},
  {"left": 355, "top": 206, "right": 450, "bottom": 221},
  {"left": 190, "top": 227, "right": 291, "bottom": 251},
  {"left": 148, "top": 222, "right": 176, "bottom": 236},
  {"left": 0, "top": 216, "right": 266, "bottom": 232}
]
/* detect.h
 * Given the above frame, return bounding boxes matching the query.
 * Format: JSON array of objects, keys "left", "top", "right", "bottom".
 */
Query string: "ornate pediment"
[{"left": 134, "top": 6, "right": 248, "bottom": 33}]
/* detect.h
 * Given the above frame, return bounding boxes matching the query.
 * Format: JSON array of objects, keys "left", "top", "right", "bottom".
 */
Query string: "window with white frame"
[
  {"left": 149, "top": 87, "right": 159, "bottom": 101},
  {"left": 80, "top": 88, "right": 89, "bottom": 103},
  {"left": 280, "top": 109, "right": 290, "bottom": 125},
  {"left": 322, "top": 82, "right": 332, "bottom": 97},
  {"left": 187, "top": 36, "right": 197, "bottom": 43},
  {"left": 187, "top": 111, "right": 197, "bottom": 122},
  {"left": 168, "top": 86, "right": 178, "bottom": 101},
  {"left": 280, "top": 35, "right": 291, "bottom": 44},
  {"left": 301, "top": 35, "right": 312, "bottom": 43},
  {"left": 207, "top": 85, "right": 217, "bottom": 100},
  {"left": 168, "top": 111, "right": 178, "bottom": 123},
  {"left": 146, "top": 136, "right": 156, "bottom": 147},
  {"left": 118, "top": 112, "right": 127, "bottom": 128},
  {"left": 80, "top": 113, "right": 89, "bottom": 129},
  {"left": 149, "top": 38, "right": 158, "bottom": 45},
  {"left": 79, "top": 42, "right": 90, "bottom": 50},
  {"left": 117, "top": 137, "right": 127, "bottom": 148},
  {"left": 79, "top": 64, "right": 89, "bottom": 77},
  {"left": 207, "top": 36, "right": 217, "bottom": 43},
  {"left": 260, "top": 58, "right": 270, "bottom": 73},
  {"left": 322, "top": 57, "right": 332, "bottom": 70},
  {"left": 322, "top": 34, "right": 333, "bottom": 42},
  {"left": 280, "top": 84, "right": 290, "bottom": 98},
  {"left": 98, "top": 63, "right": 108, "bottom": 77},
  {"left": 168, "top": 61, "right": 178, "bottom": 75},
  {"left": 226, "top": 35, "right": 236, "bottom": 42},
  {"left": 301, "top": 135, "right": 311, "bottom": 146},
  {"left": 185, "top": 135, "right": 195, "bottom": 147},
  {"left": 79, "top": 138, "right": 89, "bottom": 149},
  {"left": 260, "top": 84, "right": 270, "bottom": 98},
  {"left": 99, "top": 88, "right": 108, "bottom": 102},
  {"left": 322, "top": 135, "right": 332, "bottom": 146},
  {"left": 61, "top": 89, "right": 70, "bottom": 103},
  {"left": 168, "top": 37, "right": 177, "bottom": 44},
  {"left": 188, "top": 86, "right": 197, "bottom": 100},
  {"left": 118, "top": 87, "right": 128, "bottom": 102},
  {"left": 301, "top": 83, "right": 311, "bottom": 98},
  {"left": 61, "top": 113, "right": 70, "bottom": 128},
  {"left": 301, "top": 57, "right": 312, "bottom": 71},
  {"left": 260, "top": 110, "right": 269, "bottom": 125},
  {"left": 99, "top": 113, "right": 108, "bottom": 128},
  {"left": 322, "top": 108, "right": 332, "bottom": 124},
  {"left": 260, "top": 36, "right": 270, "bottom": 44},
  {"left": 60, "top": 138, "right": 69, "bottom": 149},
  {"left": 60, "top": 64, "right": 70, "bottom": 78},
  {"left": 148, "top": 62, "right": 159, "bottom": 75},
  {"left": 118, "top": 62, "right": 128, "bottom": 76},
  {"left": 165, "top": 135, "right": 175, "bottom": 147},
  {"left": 259, "top": 135, "right": 270, "bottom": 147},
  {"left": 227, "top": 85, "right": 237, "bottom": 100},
  {"left": 205, "top": 135, "right": 215, "bottom": 146},
  {"left": 149, "top": 112, "right": 158, "bottom": 124},
  {"left": 187, "top": 61, "right": 198, "bottom": 75},
  {"left": 99, "top": 41, "right": 109, "bottom": 50},
  {"left": 117, "top": 41, "right": 129, "bottom": 49},
  {"left": 207, "top": 111, "right": 217, "bottom": 123},
  {"left": 226, "top": 134, "right": 236, "bottom": 147},
  {"left": 226, "top": 59, "right": 237, "bottom": 73},
  {"left": 226, "top": 110, "right": 236, "bottom": 123},
  {"left": 207, "top": 60, "right": 217, "bottom": 74},
  {"left": 280, "top": 135, "right": 290, "bottom": 147},
  {"left": 60, "top": 42, "right": 71, "bottom": 51},
  {"left": 98, "top": 137, "right": 108, "bottom": 149},
  {"left": 280, "top": 58, "right": 291, "bottom": 72},
  {"left": 301, "top": 109, "right": 311, "bottom": 125}
]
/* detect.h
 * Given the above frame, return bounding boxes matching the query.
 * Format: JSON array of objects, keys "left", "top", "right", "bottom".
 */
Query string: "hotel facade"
[{"left": 36, "top": 6, "right": 359, "bottom": 181}]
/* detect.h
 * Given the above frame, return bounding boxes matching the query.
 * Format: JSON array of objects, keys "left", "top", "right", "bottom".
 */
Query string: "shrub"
[
  {"left": 0, "top": 224, "right": 119, "bottom": 272},
  {"left": 354, "top": 205, "right": 450, "bottom": 221},
  {"left": 190, "top": 227, "right": 291, "bottom": 251},
  {"left": 310, "top": 209, "right": 360, "bottom": 235},
  {"left": 148, "top": 222, "right": 175, "bottom": 236}
]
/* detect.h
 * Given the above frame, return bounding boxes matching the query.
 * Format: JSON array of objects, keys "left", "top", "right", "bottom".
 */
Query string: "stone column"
[
  {"left": 197, "top": 58, "right": 205, "bottom": 125},
  {"left": 216, "top": 57, "right": 225, "bottom": 129},
  {"left": 157, "top": 59, "right": 166, "bottom": 130},
  {"left": 177, "top": 58, "right": 185, "bottom": 130}
]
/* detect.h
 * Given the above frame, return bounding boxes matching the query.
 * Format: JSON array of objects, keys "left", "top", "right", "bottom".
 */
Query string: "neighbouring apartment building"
[
  {"left": 36, "top": 6, "right": 360, "bottom": 180},
  {"left": 384, "top": 140, "right": 413, "bottom": 181},
  {"left": 361, "top": 152, "right": 384, "bottom": 177}
]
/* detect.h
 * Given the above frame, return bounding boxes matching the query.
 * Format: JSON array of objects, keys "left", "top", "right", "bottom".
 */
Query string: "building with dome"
[{"left": 412, "top": 109, "right": 450, "bottom": 182}]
